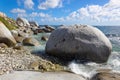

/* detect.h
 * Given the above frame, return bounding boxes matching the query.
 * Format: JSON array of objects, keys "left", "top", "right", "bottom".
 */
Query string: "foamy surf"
[
  {"left": 68, "top": 61, "right": 97, "bottom": 79},
  {"left": 68, "top": 51, "right": 120, "bottom": 79}
]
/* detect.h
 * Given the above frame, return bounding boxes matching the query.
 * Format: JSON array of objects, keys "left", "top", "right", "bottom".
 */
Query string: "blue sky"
[{"left": 0, "top": 0, "right": 120, "bottom": 25}]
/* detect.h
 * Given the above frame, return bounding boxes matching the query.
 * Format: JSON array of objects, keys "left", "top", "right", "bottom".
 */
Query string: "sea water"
[{"left": 32, "top": 26, "right": 120, "bottom": 79}]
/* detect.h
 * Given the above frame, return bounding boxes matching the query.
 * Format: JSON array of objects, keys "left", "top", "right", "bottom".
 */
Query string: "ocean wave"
[{"left": 68, "top": 51, "right": 120, "bottom": 79}]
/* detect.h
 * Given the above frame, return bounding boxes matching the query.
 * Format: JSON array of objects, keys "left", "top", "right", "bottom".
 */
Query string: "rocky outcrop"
[
  {"left": 45, "top": 25, "right": 55, "bottom": 31},
  {"left": 23, "top": 37, "right": 40, "bottom": 46},
  {"left": 0, "top": 21, "right": 16, "bottom": 47},
  {"left": 42, "top": 25, "right": 55, "bottom": 32},
  {"left": 46, "top": 25, "right": 112, "bottom": 63},
  {"left": 29, "top": 21, "right": 38, "bottom": 27},
  {"left": 16, "top": 17, "right": 30, "bottom": 27}
]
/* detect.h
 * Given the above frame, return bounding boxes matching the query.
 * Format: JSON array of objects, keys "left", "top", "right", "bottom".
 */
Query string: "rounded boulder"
[
  {"left": 46, "top": 25, "right": 112, "bottom": 63},
  {"left": 0, "top": 21, "right": 16, "bottom": 47},
  {"left": 23, "top": 37, "right": 40, "bottom": 46}
]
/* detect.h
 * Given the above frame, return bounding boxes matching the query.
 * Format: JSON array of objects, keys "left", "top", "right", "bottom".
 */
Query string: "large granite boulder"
[
  {"left": 0, "top": 21, "right": 16, "bottom": 47},
  {"left": 46, "top": 25, "right": 112, "bottom": 63},
  {"left": 16, "top": 17, "right": 30, "bottom": 27},
  {"left": 23, "top": 37, "right": 40, "bottom": 46}
]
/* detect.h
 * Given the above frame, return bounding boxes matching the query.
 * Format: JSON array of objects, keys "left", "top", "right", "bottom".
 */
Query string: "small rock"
[
  {"left": 14, "top": 36, "right": 24, "bottom": 43},
  {"left": 29, "top": 61, "right": 39, "bottom": 70},
  {"left": 13, "top": 45, "right": 24, "bottom": 50},
  {"left": 41, "top": 36, "right": 48, "bottom": 41},
  {"left": 23, "top": 37, "right": 40, "bottom": 46},
  {"left": 0, "top": 43, "right": 8, "bottom": 48}
]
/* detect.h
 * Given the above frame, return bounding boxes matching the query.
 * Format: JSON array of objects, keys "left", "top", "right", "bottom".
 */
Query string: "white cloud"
[
  {"left": 24, "top": 0, "right": 34, "bottom": 9},
  {"left": 38, "top": 0, "right": 62, "bottom": 10},
  {"left": 29, "top": 12, "right": 50, "bottom": 18},
  {"left": 14, "top": 0, "right": 120, "bottom": 25},
  {"left": 37, "top": 0, "right": 120, "bottom": 24},
  {"left": 11, "top": 8, "right": 26, "bottom": 13},
  {"left": 17, "top": 0, "right": 34, "bottom": 9},
  {"left": 17, "top": 13, "right": 27, "bottom": 17},
  {"left": 64, "top": 0, "right": 120, "bottom": 22}
]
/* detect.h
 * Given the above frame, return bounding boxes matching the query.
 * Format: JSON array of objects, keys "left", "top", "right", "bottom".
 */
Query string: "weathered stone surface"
[
  {"left": 0, "top": 71, "right": 86, "bottom": 80},
  {"left": 46, "top": 25, "right": 112, "bottom": 63},
  {"left": 11, "top": 30, "right": 18, "bottom": 38},
  {"left": 23, "top": 37, "right": 40, "bottom": 46},
  {"left": 0, "top": 21, "right": 16, "bottom": 47}
]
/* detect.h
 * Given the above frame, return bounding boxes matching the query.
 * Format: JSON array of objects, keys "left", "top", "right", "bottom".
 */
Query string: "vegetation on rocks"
[{"left": 0, "top": 16, "right": 17, "bottom": 30}]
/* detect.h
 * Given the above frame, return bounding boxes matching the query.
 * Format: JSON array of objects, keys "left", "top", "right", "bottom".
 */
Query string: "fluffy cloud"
[
  {"left": 24, "top": 0, "right": 34, "bottom": 9},
  {"left": 17, "top": 0, "right": 34, "bottom": 9},
  {"left": 11, "top": 8, "right": 26, "bottom": 13},
  {"left": 30, "top": 12, "right": 50, "bottom": 18},
  {"left": 37, "top": 0, "right": 120, "bottom": 24},
  {"left": 38, "top": 0, "right": 62, "bottom": 10},
  {"left": 14, "top": 0, "right": 120, "bottom": 25},
  {"left": 66, "top": 0, "right": 120, "bottom": 22}
]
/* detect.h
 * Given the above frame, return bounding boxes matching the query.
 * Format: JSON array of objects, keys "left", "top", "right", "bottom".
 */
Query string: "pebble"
[
  {"left": 0, "top": 48, "right": 63, "bottom": 75},
  {"left": 0, "top": 48, "right": 39, "bottom": 75}
]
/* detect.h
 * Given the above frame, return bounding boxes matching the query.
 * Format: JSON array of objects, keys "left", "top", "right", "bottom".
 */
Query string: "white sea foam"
[
  {"left": 68, "top": 61, "right": 97, "bottom": 79},
  {"left": 68, "top": 51, "right": 120, "bottom": 79},
  {"left": 107, "top": 51, "right": 120, "bottom": 71}
]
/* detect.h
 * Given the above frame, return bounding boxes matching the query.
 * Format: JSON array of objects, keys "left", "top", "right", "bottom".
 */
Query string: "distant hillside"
[{"left": 0, "top": 16, "right": 17, "bottom": 30}]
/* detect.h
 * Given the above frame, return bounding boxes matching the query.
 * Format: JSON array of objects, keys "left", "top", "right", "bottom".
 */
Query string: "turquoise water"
[{"left": 31, "top": 33, "right": 51, "bottom": 53}]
